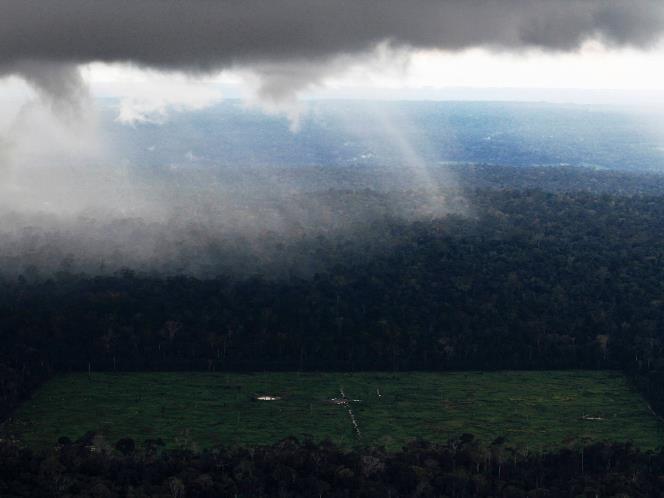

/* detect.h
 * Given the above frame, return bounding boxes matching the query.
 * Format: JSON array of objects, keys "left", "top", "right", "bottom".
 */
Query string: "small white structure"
[{"left": 580, "top": 415, "right": 606, "bottom": 421}]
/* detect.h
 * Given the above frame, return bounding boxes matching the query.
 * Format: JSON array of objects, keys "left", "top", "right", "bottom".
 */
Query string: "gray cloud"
[
  {"left": 6, "top": 61, "right": 89, "bottom": 117},
  {"left": 1, "top": 0, "right": 664, "bottom": 102}
]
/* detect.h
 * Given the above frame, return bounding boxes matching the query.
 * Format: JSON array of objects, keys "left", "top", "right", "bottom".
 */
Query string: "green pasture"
[{"left": 3, "top": 371, "right": 662, "bottom": 451}]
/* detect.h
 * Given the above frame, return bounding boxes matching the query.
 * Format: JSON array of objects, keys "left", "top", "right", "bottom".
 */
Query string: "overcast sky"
[
  {"left": 1, "top": 44, "right": 663, "bottom": 108},
  {"left": 1, "top": 1, "right": 664, "bottom": 110}
]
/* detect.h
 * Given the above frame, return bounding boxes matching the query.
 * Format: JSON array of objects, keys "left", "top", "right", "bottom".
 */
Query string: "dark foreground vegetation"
[{"left": 2, "top": 434, "right": 664, "bottom": 497}]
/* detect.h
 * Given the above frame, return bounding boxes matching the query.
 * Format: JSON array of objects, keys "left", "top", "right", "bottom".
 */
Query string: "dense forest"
[
  {"left": 2, "top": 434, "right": 663, "bottom": 497},
  {"left": 4, "top": 169, "right": 664, "bottom": 416},
  {"left": 4, "top": 166, "right": 664, "bottom": 496}
]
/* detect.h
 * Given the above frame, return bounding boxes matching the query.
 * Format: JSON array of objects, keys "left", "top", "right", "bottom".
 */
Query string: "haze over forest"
[
  {"left": 4, "top": 2, "right": 664, "bottom": 497},
  {"left": 1, "top": 98, "right": 663, "bottom": 277}
]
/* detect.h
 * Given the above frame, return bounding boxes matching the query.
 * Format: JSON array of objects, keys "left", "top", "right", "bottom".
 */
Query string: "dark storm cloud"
[
  {"left": 8, "top": 61, "right": 89, "bottom": 115},
  {"left": 1, "top": 0, "right": 663, "bottom": 100}
]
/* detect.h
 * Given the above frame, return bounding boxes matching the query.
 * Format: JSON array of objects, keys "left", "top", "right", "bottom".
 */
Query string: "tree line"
[{"left": 1, "top": 433, "right": 662, "bottom": 497}]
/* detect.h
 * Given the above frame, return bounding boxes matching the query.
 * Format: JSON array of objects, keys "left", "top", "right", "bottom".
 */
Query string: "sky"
[
  {"left": 86, "top": 41, "right": 664, "bottom": 100},
  {"left": 1, "top": 0, "right": 664, "bottom": 113},
  {"left": 3, "top": 42, "right": 664, "bottom": 101},
  {"left": 1, "top": 42, "right": 663, "bottom": 129}
]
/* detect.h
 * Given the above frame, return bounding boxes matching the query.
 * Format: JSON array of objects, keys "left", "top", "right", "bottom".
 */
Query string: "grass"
[{"left": 3, "top": 371, "right": 662, "bottom": 451}]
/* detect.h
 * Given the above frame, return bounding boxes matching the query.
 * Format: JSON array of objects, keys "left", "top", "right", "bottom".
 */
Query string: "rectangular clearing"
[{"left": 3, "top": 371, "right": 662, "bottom": 451}]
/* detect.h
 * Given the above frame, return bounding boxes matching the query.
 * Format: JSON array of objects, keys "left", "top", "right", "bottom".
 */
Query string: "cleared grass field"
[{"left": 3, "top": 371, "right": 662, "bottom": 451}]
